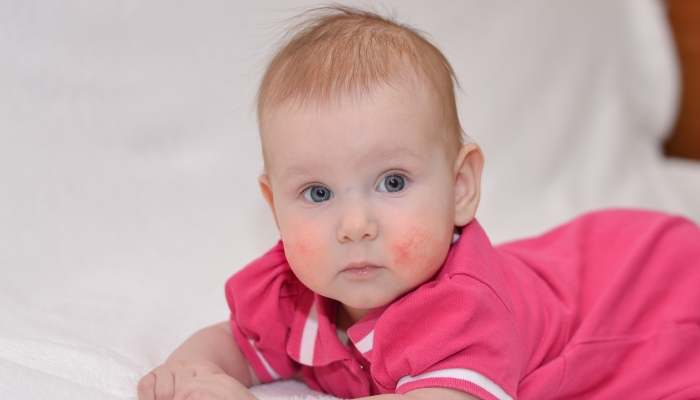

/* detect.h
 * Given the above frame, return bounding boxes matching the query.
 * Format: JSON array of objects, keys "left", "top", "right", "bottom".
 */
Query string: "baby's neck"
[{"left": 337, "top": 303, "right": 370, "bottom": 331}]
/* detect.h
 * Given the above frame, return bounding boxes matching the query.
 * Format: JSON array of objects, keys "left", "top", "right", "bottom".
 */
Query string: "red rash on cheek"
[
  {"left": 392, "top": 231, "right": 415, "bottom": 267},
  {"left": 291, "top": 239, "right": 311, "bottom": 256},
  {"left": 391, "top": 227, "right": 438, "bottom": 268},
  {"left": 286, "top": 236, "right": 320, "bottom": 267},
  {"left": 283, "top": 226, "right": 327, "bottom": 289}
]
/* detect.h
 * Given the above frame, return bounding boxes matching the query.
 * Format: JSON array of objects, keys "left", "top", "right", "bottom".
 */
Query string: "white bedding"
[{"left": 1, "top": 0, "right": 699, "bottom": 399}]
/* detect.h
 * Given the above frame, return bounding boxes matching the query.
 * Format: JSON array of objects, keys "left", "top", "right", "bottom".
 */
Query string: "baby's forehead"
[{"left": 260, "top": 85, "right": 456, "bottom": 178}]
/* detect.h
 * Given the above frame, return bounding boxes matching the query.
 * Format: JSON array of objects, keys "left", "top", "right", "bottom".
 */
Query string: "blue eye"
[
  {"left": 378, "top": 175, "right": 405, "bottom": 193},
  {"left": 303, "top": 185, "right": 333, "bottom": 202}
]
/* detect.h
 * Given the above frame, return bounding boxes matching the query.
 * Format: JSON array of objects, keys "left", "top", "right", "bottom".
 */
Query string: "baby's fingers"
[
  {"left": 137, "top": 361, "right": 222, "bottom": 400},
  {"left": 137, "top": 373, "right": 157, "bottom": 400},
  {"left": 153, "top": 369, "right": 176, "bottom": 400},
  {"left": 137, "top": 368, "right": 177, "bottom": 400},
  {"left": 174, "top": 374, "right": 256, "bottom": 400}
]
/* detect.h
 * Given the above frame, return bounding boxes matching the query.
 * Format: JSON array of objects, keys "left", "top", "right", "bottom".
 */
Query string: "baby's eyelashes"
[
  {"left": 300, "top": 174, "right": 407, "bottom": 203},
  {"left": 303, "top": 185, "right": 333, "bottom": 202},
  {"left": 377, "top": 174, "right": 406, "bottom": 193}
]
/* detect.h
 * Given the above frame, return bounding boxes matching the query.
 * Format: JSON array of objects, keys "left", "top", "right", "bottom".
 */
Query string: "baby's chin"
[
  {"left": 338, "top": 296, "right": 391, "bottom": 312},
  {"left": 331, "top": 283, "right": 412, "bottom": 312}
]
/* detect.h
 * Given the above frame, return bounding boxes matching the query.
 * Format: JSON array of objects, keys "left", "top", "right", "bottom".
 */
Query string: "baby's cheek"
[
  {"left": 283, "top": 226, "right": 327, "bottom": 288},
  {"left": 288, "top": 237, "right": 313, "bottom": 258},
  {"left": 390, "top": 226, "right": 441, "bottom": 270}
]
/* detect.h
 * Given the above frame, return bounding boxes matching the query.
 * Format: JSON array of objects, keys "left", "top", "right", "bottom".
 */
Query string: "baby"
[{"left": 138, "top": 6, "right": 700, "bottom": 400}]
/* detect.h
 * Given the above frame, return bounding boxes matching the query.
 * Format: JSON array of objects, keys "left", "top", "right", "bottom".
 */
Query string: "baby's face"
[{"left": 260, "top": 84, "right": 464, "bottom": 321}]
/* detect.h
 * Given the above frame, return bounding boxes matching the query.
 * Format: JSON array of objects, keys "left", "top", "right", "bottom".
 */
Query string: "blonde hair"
[{"left": 257, "top": 6, "right": 466, "bottom": 162}]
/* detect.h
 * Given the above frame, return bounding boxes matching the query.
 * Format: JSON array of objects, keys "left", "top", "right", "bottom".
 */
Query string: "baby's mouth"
[{"left": 341, "top": 263, "right": 382, "bottom": 279}]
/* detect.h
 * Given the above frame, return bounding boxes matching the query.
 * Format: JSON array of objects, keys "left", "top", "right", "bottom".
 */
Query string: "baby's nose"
[{"left": 337, "top": 201, "right": 378, "bottom": 243}]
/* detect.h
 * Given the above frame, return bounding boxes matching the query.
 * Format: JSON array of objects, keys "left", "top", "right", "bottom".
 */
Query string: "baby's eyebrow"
[
  {"left": 280, "top": 165, "right": 314, "bottom": 182},
  {"left": 347, "top": 145, "right": 426, "bottom": 168},
  {"left": 278, "top": 163, "right": 338, "bottom": 187},
  {"left": 277, "top": 145, "right": 426, "bottom": 184},
  {"left": 373, "top": 146, "right": 426, "bottom": 163}
]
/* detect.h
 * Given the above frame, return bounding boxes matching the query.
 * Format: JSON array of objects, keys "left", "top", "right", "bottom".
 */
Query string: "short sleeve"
[
  {"left": 225, "top": 241, "right": 302, "bottom": 382},
  {"left": 370, "top": 274, "right": 526, "bottom": 400}
]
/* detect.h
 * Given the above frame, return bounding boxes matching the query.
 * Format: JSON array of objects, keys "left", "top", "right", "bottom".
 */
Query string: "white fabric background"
[{"left": 1, "top": 0, "right": 699, "bottom": 399}]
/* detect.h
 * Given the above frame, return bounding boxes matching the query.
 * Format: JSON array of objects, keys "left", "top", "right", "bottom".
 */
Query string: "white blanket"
[{"left": 1, "top": 0, "right": 699, "bottom": 399}]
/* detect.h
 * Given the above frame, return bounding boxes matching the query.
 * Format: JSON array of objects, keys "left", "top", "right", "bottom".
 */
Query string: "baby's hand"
[{"left": 137, "top": 360, "right": 258, "bottom": 400}]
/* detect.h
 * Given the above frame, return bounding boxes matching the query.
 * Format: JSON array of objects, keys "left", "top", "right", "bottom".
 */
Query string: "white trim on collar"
[{"left": 353, "top": 329, "right": 374, "bottom": 354}]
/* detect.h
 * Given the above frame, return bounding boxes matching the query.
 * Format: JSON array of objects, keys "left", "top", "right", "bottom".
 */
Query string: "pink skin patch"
[
  {"left": 287, "top": 236, "right": 321, "bottom": 268},
  {"left": 290, "top": 238, "right": 311, "bottom": 256},
  {"left": 390, "top": 226, "right": 440, "bottom": 270},
  {"left": 284, "top": 224, "right": 328, "bottom": 290}
]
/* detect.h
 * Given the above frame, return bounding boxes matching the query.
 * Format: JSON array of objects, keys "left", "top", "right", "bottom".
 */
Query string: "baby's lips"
[
  {"left": 340, "top": 263, "right": 382, "bottom": 278},
  {"left": 341, "top": 262, "right": 379, "bottom": 271}
]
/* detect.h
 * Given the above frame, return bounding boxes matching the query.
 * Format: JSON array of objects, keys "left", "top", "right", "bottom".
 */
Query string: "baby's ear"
[
  {"left": 258, "top": 174, "right": 280, "bottom": 230},
  {"left": 453, "top": 143, "right": 484, "bottom": 227}
]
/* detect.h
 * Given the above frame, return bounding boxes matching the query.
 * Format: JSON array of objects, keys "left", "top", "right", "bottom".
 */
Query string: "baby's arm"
[
  {"left": 137, "top": 324, "right": 482, "bottom": 400},
  {"left": 137, "top": 321, "right": 260, "bottom": 400}
]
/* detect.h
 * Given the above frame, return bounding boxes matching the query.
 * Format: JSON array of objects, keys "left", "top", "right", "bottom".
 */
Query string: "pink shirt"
[{"left": 226, "top": 209, "right": 700, "bottom": 399}]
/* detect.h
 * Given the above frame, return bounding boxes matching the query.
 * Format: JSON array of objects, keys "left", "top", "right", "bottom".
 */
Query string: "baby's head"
[{"left": 257, "top": 6, "right": 484, "bottom": 322}]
